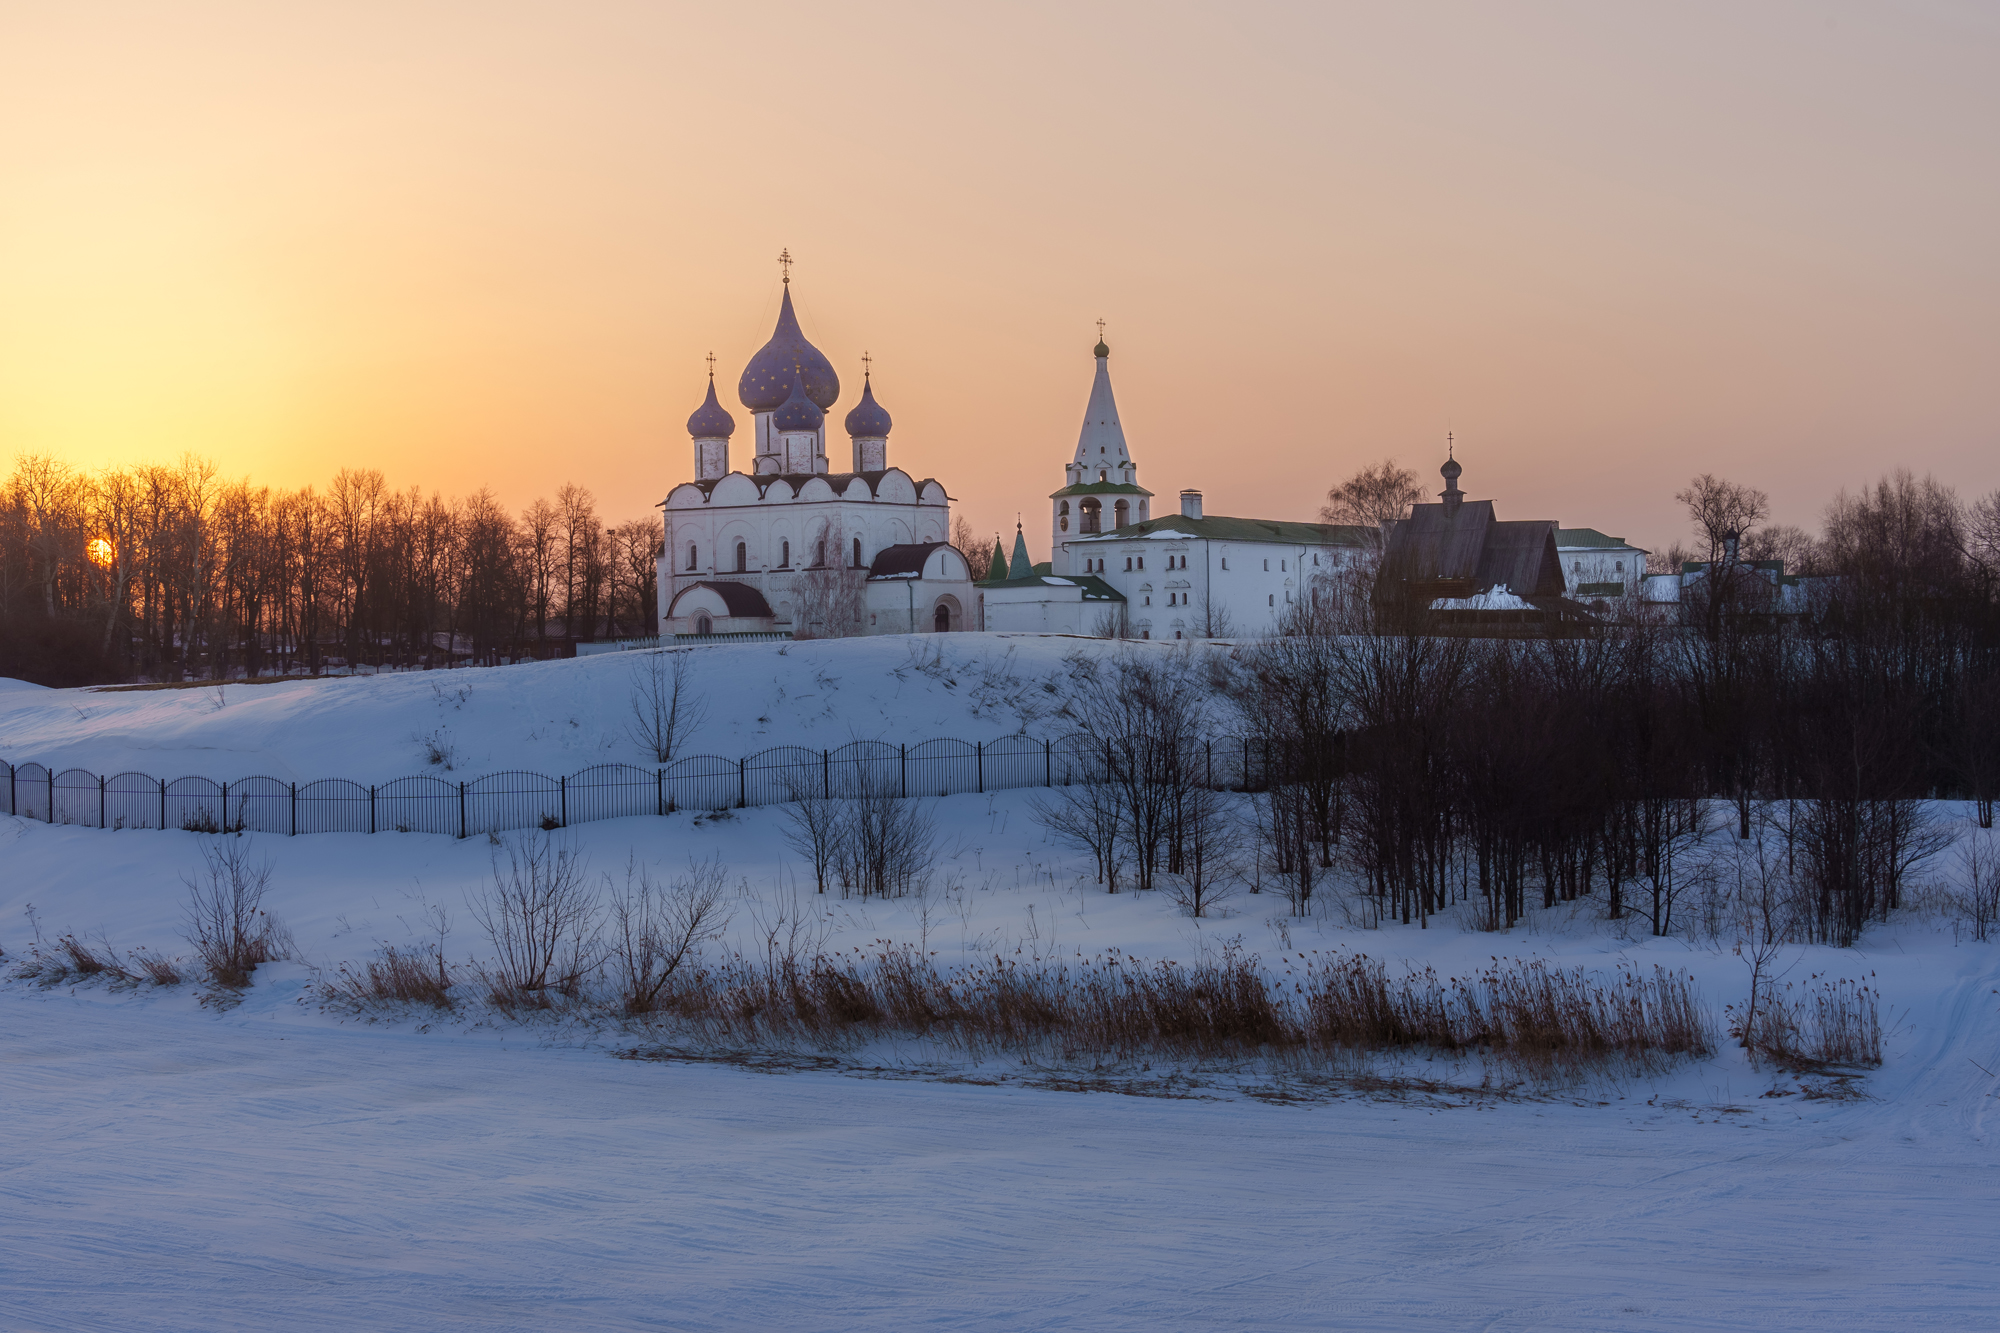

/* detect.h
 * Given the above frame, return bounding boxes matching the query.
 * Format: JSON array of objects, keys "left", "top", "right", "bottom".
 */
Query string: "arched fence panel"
[
  {"left": 743, "top": 746, "right": 824, "bottom": 807},
  {"left": 165, "top": 776, "right": 225, "bottom": 833},
  {"left": 905, "top": 738, "right": 979, "bottom": 797},
  {"left": 982, "top": 735, "right": 1048, "bottom": 793},
  {"left": 466, "top": 771, "right": 562, "bottom": 836},
  {"left": 566, "top": 764, "right": 661, "bottom": 825},
  {"left": 376, "top": 775, "right": 459, "bottom": 836},
  {"left": 105, "top": 772, "right": 163, "bottom": 830},
  {"left": 829, "top": 741, "right": 901, "bottom": 799},
  {"left": 662, "top": 754, "right": 739, "bottom": 813},
  {"left": 227, "top": 776, "right": 293, "bottom": 835},
  {"left": 4, "top": 724, "right": 1181, "bottom": 839},
  {"left": 53, "top": 769, "right": 101, "bottom": 827},
  {"left": 1049, "top": 734, "right": 1107, "bottom": 786},
  {"left": 10, "top": 763, "right": 50, "bottom": 822},
  {"left": 298, "top": 778, "right": 369, "bottom": 834}
]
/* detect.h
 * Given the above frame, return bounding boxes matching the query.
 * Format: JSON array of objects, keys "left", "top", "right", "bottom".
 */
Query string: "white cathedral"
[{"left": 656, "top": 271, "right": 974, "bottom": 638}]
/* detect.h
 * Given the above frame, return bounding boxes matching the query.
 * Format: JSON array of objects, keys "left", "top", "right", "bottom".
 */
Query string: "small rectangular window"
[
  {"left": 1281, "top": 559, "right": 1286, "bottom": 572},
  {"left": 1221, "top": 558, "right": 1228, "bottom": 570},
  {"left": 1125, "top": 557, "right": 1132, "bottom": 571},
  {"left": 1268, "top": 594, "right": 1274, "bottom": 606},
  {"left": 1263, "top": 559, "right": 1269, "bottom": 571},
  {"left": 1137, "top": 557, "right": 1144, "bottom": 570}
]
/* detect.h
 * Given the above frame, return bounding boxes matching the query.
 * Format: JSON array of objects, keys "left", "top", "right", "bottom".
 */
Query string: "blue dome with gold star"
[
  {"left": 771, "top": 372, "right": 825, "bottom": 432},
  {"left": 843, "top": 377, "right": 893, "bottom": 438},
  {"left": 739, "top": 287, "right": 839, "bottom": 413},
  {"left": 685, "top": 378, "right": 735, "bottom": 439}
]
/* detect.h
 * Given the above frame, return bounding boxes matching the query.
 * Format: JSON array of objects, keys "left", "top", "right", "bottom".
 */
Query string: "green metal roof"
[
  {"left": 1049, "top": 481, "right": 1154, "bottom": 498},
  {"left": 976, "top": 572, "right": 1126, "bottom": 600},
  {"left": 1066, "top": 513, "right": 1374, "bottom": 546},
  {"left": 1555, "top": 527, "right": 1646, "bottom": 551}
]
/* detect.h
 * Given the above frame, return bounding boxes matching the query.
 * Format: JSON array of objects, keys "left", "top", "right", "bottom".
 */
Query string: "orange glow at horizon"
[{"left": 3, "top": 1, "right": 1997, "bottom": 561}]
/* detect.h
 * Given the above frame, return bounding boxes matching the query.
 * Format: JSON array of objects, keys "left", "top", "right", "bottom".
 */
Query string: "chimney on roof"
[{"left": 1180, "top": 489, "right": 1203, "bottom": 520}]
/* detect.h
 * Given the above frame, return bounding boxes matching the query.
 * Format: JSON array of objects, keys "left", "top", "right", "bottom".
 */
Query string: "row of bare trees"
[
  {"left": 1022, "top": 466, "right": 2000, "bottom": 943},
  {"left": 0, "top": 453, "right": 663, "bottom": 684}
]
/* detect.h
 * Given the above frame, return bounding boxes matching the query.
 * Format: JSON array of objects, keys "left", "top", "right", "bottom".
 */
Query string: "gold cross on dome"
[
  {"left": 1096, "top": 318, "right": 1106, "bottom": 341},
  {"left": 705, "top": 351, "right": 716, "bottom": 379},
  {"left": 861, "top": 350, "right": 872, "bottom": 380},
  {"left": 778, "top": 248, "right": 793, "bottom": 284}
]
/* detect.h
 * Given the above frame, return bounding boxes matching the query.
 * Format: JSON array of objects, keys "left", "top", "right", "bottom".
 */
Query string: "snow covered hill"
[
  {"left": 0, "top": 634, "right": 1155, "bottom": 785},
  {"left": 5, "top": 635, "right": 2000, "bottom": 1328}
]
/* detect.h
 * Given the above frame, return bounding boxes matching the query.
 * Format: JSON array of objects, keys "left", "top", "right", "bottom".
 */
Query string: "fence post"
[
  {"left": 976, "top": 742, "right": 984, "bottom": 793},
  {"left": 7, "top": 763, "right": 13, "bottom": 817},
  {"left": 369, "top": 785, "right": 376, "bottom": 835},
  {"left": 48, "top": 768, "right": 55, "bottom": 824},
  {"left": 657, "top": 768, "right": 664, "bottom": 817},
  {"left": 290, "top": 783, "right": 297, "bottom": 836},
  {"left": 560, "top": 775, "right": 568, "bottom": 827},
  {"left": 1045, "top": 738, "right": 1051, "bottom": 787},
  {"left": 823, "top": 749, "right": 830, "bottom": 798},
  {"left": 1104, "top": 736, "right": 1112, "bottom": 783},
  {"left": 458, "top": 781, "right": 467, "bottom": 839},
  {"left": 901, "top": 745, "right": 907, "bottom": 798},
  {"left": 159, "top": 778, "right": 166, "bottom": 830},
  {"left": 738, "top": 758, "right": 746, "bottom": 809},
  {"left": 99, "top": 775, "right": 106, "bottom": 829}
]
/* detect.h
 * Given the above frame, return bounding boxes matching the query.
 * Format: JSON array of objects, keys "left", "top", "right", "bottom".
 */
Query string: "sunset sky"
[{"left": 3, "top": 1, "right": 1996, "bottom": 558}]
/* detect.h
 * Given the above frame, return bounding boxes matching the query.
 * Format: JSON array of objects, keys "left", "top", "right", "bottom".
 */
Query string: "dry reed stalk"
[
  {"left": 325, "top": 946, "right": 454, "bottom": 1009},
  {"left": 625, "top": 946, "right": 1711, "bottom": 1076}
]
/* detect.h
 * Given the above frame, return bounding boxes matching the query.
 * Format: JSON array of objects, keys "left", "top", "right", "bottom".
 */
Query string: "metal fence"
[{"left": 1, "top": 736, "right": 1276, "bottom": 839}]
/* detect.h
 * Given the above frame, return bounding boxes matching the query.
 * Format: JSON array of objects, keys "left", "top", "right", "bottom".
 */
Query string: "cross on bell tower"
[{"left": 778, "top": 248, "right": 793, "bottom": 285}]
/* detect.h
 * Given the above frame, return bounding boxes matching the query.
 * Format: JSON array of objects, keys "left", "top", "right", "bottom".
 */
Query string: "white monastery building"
[
  {"left": 980, "top": 335, "right": 1372, "bottom": 638},
  {"left": 657, "top": 265, "right": 974, "bottom": 638}
]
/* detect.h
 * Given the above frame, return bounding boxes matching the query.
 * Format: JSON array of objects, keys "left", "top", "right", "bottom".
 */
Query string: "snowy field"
[{"left": 4, "top": 638, "right": 2000, "bottom": 1330}]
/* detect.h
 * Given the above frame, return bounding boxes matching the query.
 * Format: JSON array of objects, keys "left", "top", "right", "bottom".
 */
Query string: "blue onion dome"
[
  {"left": 771, "top": 371, "right": 825, "bottom": 432},
  {"left": 738, "top": 287, "right": 840, "bottom": 412},
  {"left": 685, "top": 378, "right": 735, "bottom": 439},
  {"left": 843, "top": 376, "right": 893, "bottom": 438},
  {"left": 1441, "top": 454, "right": 1463, "bottom": 482}
]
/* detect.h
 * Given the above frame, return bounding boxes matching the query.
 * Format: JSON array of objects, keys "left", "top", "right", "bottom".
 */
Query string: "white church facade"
[
  {"left": 979, "top": 335, "right": 1373, "bottom": 639},
  {"left": 656, "top": 269, "right": 974, "bottom": 638}
]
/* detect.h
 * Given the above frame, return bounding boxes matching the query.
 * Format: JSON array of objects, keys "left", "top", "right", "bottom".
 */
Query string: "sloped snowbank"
[{"left": 0, "top": 634, "right": 1193, "bottom": 785}]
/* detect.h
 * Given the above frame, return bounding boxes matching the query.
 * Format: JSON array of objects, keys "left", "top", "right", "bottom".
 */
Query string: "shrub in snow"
[
  {"left": 607, "top": 853, "right": 732, "bottom": 1014},
  {"left": 181, "top": 840, "right": 292, "bottom": 988},
  {"left": 469, "top": 831, "right": 601, "bottom": 1008}
]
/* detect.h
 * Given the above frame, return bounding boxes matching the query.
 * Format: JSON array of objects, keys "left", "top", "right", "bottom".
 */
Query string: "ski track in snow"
[{"left": 3, "top": 642, "right": 2000, "bottom": 1328}]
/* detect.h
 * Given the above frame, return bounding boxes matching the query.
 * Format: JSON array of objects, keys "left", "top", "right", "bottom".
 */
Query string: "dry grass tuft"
[
  {"left": 325, "top": 945, "right": 455, "bottom": 1009},
  {"left": 129, "top": 949, "right": 184, "bottom": 985},
  {"left": 1740, "top": 973, "right": 1882, "bottom": 1069},
  {"left": 623, "top": 945, "right": 1712, "bottom": 1077}
]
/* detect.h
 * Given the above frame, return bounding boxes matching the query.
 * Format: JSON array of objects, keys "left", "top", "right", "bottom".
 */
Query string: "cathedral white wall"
[{"left": 656, "top": 471, "right": 950, "bottom": 634}]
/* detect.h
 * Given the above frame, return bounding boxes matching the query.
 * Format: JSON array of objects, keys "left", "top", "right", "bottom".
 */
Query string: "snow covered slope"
[
  {"left": 0, "top": 635, "right": 1149, "bottom": 784},
  {"left": 6, "top": 638, "right": 2000, "bottom": 1328}
]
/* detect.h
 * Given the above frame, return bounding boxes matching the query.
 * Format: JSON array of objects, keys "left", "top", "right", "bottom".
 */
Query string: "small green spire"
[
  {"left": 1008, "top": 523, "right": 1033, "bottom": 580},
  {"left": 987, "top": 537, "right": 1008, "bottom": 583}
]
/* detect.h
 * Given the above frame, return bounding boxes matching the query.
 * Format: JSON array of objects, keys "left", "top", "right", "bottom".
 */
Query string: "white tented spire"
[{"left": 1068, "top": 338, "right": 1134, "bottom": 486}]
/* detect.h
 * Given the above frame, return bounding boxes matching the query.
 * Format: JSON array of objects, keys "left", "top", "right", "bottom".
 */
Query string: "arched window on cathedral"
[
  {"left": 1058, "top": 501, "right": 1070, "bottom": 533},
  {"left": 735, "top": 542, "right": 747, "bottom": 572},
  {"left": 1080, "top": 499, "right": 1101, "bottom": 534},
  {"left": 695, "top": 612, "right": 712, "bottom": 635},
  {"left": 1114, "top": 499, "right": 1128, "bottom": 529},
  {"left": 853, "top": 537, "right": 863, "bottom": 567},
  {"left": 814, "top": 539, "right": 825, "bottom": 568},
  {"left": 687, "top": 543, "right": 697, "bottom": 571},
  {"left": 781, "top": 540, "right": 790, "bottom": 567}
]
